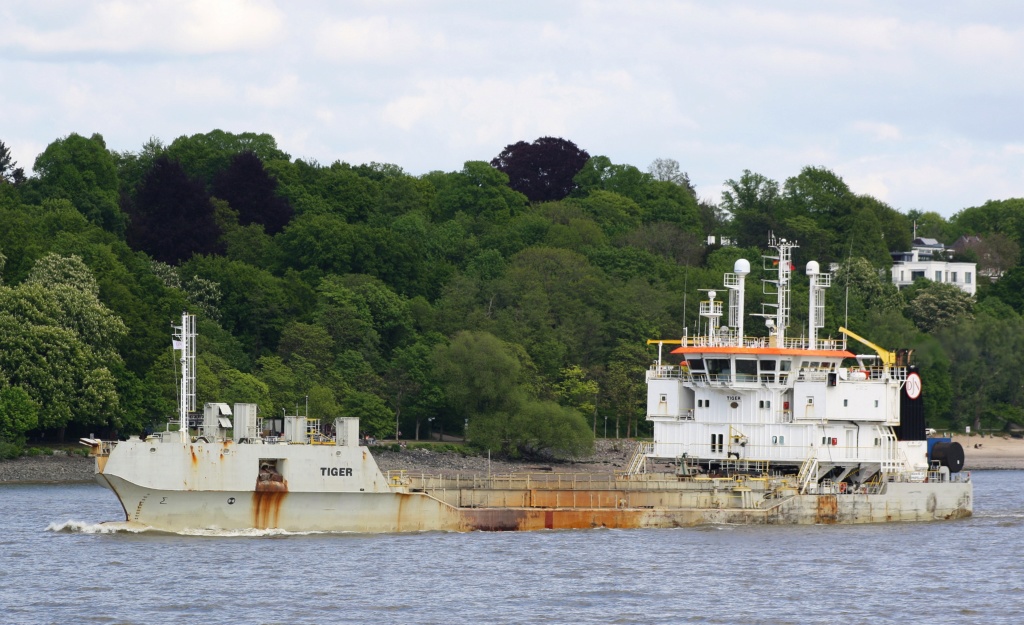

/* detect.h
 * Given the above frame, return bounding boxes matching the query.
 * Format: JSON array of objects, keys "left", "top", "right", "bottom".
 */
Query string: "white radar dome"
[
  {"left": 734, "top": 259, "right": 751, "bottom": 275},
  {"left": 806, "top": 260, "right": 820, "bottom": 276}
]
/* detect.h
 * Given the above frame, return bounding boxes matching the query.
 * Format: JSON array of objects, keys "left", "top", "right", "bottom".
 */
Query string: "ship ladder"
[
  {"left": 626, "top": 442, "right": 654, "bottom": 475},
  {"left": 796, "top": 449, "right": 819, "bottom": 494}
]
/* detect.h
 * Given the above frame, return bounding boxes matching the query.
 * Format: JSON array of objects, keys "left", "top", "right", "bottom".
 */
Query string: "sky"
[{"left": 2, "top": 1, "right": 1022, "bottom": 218}]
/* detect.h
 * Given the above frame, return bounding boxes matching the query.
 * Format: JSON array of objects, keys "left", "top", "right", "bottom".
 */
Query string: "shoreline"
[{"left": 2, "top": 435, "right": 1021, "bottom": 485}]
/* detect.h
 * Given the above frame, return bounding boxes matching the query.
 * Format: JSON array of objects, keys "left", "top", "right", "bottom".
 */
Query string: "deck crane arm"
[{"left": 838, "top": 326, "right": 896, "bottom": 367}]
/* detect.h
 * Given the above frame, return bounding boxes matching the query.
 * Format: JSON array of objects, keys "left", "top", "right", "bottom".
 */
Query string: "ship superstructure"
[{"left": 645, "top": 236, "right": 965, "bottom": 490}]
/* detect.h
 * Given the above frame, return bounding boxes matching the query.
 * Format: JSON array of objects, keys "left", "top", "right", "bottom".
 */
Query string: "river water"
[{"left": 1, "top": 471, "right": 1021, "bottom": 625}]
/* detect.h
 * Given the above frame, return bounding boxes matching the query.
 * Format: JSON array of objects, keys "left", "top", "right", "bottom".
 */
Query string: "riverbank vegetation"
[{"left": 1, "top": 133, "right": 1023, "bottom": 458}]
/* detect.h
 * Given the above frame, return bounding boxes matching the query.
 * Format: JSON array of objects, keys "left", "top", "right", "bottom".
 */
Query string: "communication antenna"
[
  {"left": 172, "top": 312, "right": 196, "bottom": 441},
  {"left": 726, "top": 258, "right": 750, "bottom": 346},
  {"left": 753, "top": 234, "right": 797, "bottom": 346},
  {"left": 806, "top": 261, "right": 831, "bottom": 348},
  {"left": 843, "top": 239, "right": 854, "bottom": 336},
  {"left": 681, "top": 266, "right": 688, "bottom": 331}
]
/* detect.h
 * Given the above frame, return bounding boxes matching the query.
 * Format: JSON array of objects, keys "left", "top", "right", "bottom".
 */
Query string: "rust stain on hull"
[
  {"left": 459, "top": 508, "right": 658, "bottom": 531},
  {"left": 253, "top": 480, "right": 288, "bottom": 529},
  {"left": 816, "top": 495, "right": 838, "bottom": 524}
]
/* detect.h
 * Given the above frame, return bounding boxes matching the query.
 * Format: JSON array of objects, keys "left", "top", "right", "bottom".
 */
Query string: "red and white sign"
[{"left": 905, "top": 372, "right": 922, "bottom": 400}]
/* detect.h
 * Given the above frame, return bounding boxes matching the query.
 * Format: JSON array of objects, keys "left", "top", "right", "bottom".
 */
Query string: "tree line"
[{"left": 1, "top": 132, "right": 1023, "bottom": 459}]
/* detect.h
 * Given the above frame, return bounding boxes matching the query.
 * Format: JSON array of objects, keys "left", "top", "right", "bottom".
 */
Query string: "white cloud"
[
  {"left": 851, "top": 121, "right": 903, "bottom": 142},
  {"left": 314, "top": 15, "right": 446, "bottom": 64},
  {"left": 244, "top": 74, "right": 301, "bottom": 109},
  {"left": 2, "top": 0, "right": 284, "bottom": 56}
]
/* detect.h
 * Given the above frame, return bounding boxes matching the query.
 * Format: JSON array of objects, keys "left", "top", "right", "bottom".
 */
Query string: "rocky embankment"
[
  {"left": 372, "top": 438, "right": 636, "bottom": 476},
  {"left": 0, "top": 453, "right": 97, "bottom": 484}
]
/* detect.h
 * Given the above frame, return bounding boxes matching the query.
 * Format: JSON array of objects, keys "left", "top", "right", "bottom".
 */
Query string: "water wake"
[
  {"left": 46, "top": 520, "right": 331, "bottom": 537},
  {"left": 177, "top": 527, "right": 328, "bottom": 537},
  {"left": 46, "top": 520, "right": 152, "bottom": 534}
]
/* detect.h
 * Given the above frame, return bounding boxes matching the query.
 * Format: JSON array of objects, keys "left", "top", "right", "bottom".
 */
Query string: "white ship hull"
[{"left": 90, "top": 438, "right": 971, "bottom": 533}]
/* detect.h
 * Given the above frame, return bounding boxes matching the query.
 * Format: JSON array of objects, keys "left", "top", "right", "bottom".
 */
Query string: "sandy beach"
[
  {"left": 950, "top": 434, "right": 1024, "bottom": 471},
  {"left": 0, "top": 435, "right": 1021, "bottom": 484}
]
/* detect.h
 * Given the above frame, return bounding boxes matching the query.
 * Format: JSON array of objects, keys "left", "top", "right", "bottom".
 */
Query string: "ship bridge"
[{"left": 644, "top": 236, "right": 919, "bottom": 488}]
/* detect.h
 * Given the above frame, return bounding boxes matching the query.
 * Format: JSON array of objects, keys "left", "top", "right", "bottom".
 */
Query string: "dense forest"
[{"left": 1, "top": 132, "right": 1023, "bottom": 460}]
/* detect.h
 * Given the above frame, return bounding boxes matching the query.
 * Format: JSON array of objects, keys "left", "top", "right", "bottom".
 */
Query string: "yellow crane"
[{"left": 838, "top": 326, "right": 896, "bottom": 367}]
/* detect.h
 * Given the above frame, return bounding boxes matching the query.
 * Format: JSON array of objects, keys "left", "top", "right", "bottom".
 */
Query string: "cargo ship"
[{"left": 82, "top": 237, "right": 971, "bottom": 532}]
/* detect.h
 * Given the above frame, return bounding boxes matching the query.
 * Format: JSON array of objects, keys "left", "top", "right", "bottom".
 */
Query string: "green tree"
[
  {"left": 905, "top": 282, "right": 974, "bottom": 333},
  {"left": 494, "top": 247, "right": 608, "bottom": 374},
  {"left": 165, "top": 130, "right": 290, "bottom": 185},
  {"left": 950, "top": 198, "right": 1024, "bottom": 245},
  {"left": 572, "top": 190, "right": 641, "bottom": 237},
  {"left": 254, "top": 355, "right": 299, "bottom": 417},
  {"left": 0, "top": 257, "right": 127, "bottom": 437},
  {"left": 430, "top": 161, "right": 529, "bottom": 229},
  {"left": 905, "top": 210, "right": 951, "bottom": 242},
  {"left": 862, "top": 196, "right": 911, "bottom": 253},
  {"left": 721, "top": 170, "right": 783, "bottom": 248},
  {"left": 648, "top": 158, "right": 694, "bottom": 188},
  {"left": 32, "top": 133, "right": 126, "bottom": 234},
  {"left": 277, "top": 321, "right": 335, "bottom": 370},
  {"left": 783, "top": 166, "right": 857, "bottom": 226},
  {"left": 308, "top": 384, "right": 341, "bottom": 421},
  {"left": 386, "top": 339, "right": 444, "bottom": 440},
  {"left": 842, "top": 204, "right": 892, "bottom": 268},
  {"left": 0, "top": 140, "right": 25, "bottom": 185},
  {"left": 432, "top": 332, "right": 592, "bottom": 458},
  {"left": 555, "top": 364, "right": 599, "bottom": 433},
  {"left": 433, "top": 331, "right": 523, "bottom": 420},
  {"left": 941, "top": 312, "right": 1024, "bottom": 431},
  {"left": 0, "top": 386, "right": 38, "bottom": 445},
  {"left": 601, "top": 341, "right": 650, "bottom": 438},
  {"left": 509, "top": 398, "right": 594, "bottom": 459},
  {"left": 639, "top": 180, "right": 702, "bottom": 233},
  {"left": 830, "top": 257, "right": 904, "bottom": 331},
  {"left": 572, "top": 156, "right": 651, "bottom": 202},
  {"left": 343, "top": 390, "right": 394, "bottom": 439}
]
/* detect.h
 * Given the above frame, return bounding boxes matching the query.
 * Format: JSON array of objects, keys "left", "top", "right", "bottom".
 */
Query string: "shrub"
[{"left": 0, "top": 441, "right": 22, "bottom": 460}]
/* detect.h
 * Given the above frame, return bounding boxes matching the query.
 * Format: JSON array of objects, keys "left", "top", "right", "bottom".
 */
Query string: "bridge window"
[
  {"left": 706, "top": 358, "right": 730, "bottom": 381},
  {"left": 736, "top": 359, "right": 757, "bottom": 381}
]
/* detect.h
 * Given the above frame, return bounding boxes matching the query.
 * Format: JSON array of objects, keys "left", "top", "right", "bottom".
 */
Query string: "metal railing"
[
  {"left": 674, "top": 334, "right": 847, "bottom": 351},
  {"left": 626, "top": 442, "right": 654, "bottom": 475},
  {"left": 796, "top": 449, "right": 818, "bottom": 494}
]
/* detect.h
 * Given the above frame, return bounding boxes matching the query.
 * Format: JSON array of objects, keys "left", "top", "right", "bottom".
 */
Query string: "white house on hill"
[{"left": 890, "top": 237, "right": 977, "bottom": 295}]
